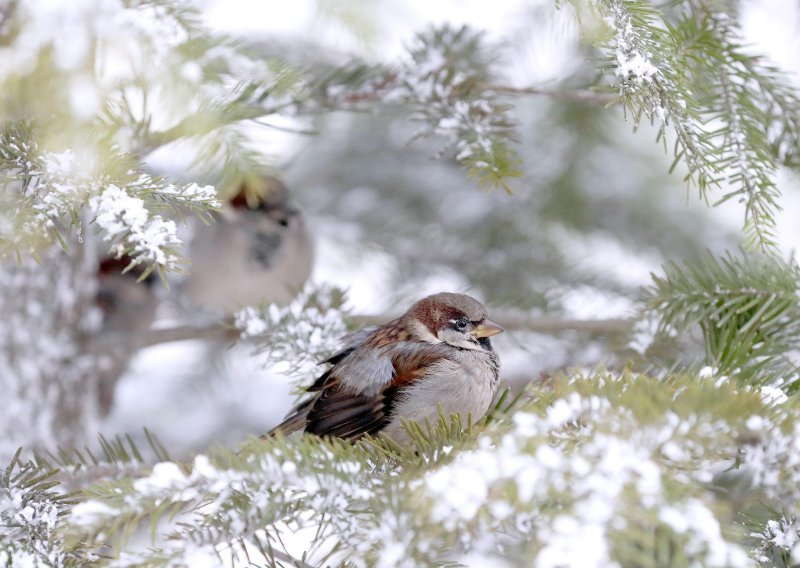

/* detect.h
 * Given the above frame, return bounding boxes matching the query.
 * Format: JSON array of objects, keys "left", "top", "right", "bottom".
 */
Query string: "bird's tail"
[{"left": 263, "top": 398, "right": 313, "bottom": 438}]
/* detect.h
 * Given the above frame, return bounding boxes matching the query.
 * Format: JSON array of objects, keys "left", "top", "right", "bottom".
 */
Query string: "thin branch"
[
  {"left": 252, "top": 119, "right": 320, "bottom": 135},
  {"left": 136, "top": 313, "right": 633, "bottom": 350},
  {"left": 137, "top": 106, "right": 269, "bottom": 155},
  {"left": 485, "top": 84, "right": 620, "bottom": 105},
  {"left": 138, "top": 323, "right": 239, "bottom": 349},
  {"left": 350, "top": 312, "right": 633, "bottom": 334},
  {"left": 337, "top": 79, "right": 618, "bottom": 107},
  {"left": 131, "top": 81, "right": 613, "bottom": 157}
]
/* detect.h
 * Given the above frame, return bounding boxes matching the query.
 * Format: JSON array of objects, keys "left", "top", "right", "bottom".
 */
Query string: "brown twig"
[
  {"left": 486, "top": 84, "right": 620, "bottom": 106},
  {"left": 349, "top": 312, "right": 633, "bottom": 334},
  {"left": 137, "top": 313, "right": 633, "bottom": 350},
  {"left": 138, "top": 323, "right": 239, "bottom": 349}
]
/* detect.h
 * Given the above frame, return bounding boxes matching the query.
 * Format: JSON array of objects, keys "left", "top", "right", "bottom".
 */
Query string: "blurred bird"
[
  {"left": 96, "top": 257, "right": 159, "bottom": 336},
  {"left": 94, "top": 256, "right": 159, "bottom": 416},
  {"left": 268, "top": 292, "right": 503, "bottom": 442},
  {"left": 184, "top": 176, "right": 313, "bottom": 313}
]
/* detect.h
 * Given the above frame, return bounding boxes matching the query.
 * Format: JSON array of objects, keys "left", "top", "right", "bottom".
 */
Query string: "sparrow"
[
  {"left": 184, "top": 176, "right": 313, "bottom": 312},
  {"left": 268, "top": 292, "right": 504, "bottom": 442},
  {"left": 96, "top": 256, "right": 159, "bottom": 336},
  {"left": 94, "top": 255, "right": 159, "bottom": 416}
]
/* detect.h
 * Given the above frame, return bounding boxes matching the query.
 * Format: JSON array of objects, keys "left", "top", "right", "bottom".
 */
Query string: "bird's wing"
[
  {"left": 303, "top": 381, "right": 399, "bottom": 438},
  {"left": 268, "top": 340, "right": 453, "bottom": 440}
]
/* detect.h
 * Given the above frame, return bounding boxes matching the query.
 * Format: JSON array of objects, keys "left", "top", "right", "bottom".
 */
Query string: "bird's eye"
[{"left": 454, "top": 317, "right": 469, "bottom": 331}]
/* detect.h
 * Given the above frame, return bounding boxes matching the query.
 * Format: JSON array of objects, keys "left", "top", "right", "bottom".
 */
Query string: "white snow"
[
  {"left": 89, "top": 185, "right": 181, "bottom": 267},
  {"left": 759, "top": 384, "right": 789, "bottom": 405},
  {"left": 133, "top": 461, "right": 190, "bottom": 494},
  {"left": 70, "top": 500, "right": 119, "bottom": 527},
  {"left": 3, "top": 1, "right": 800, "bottom": 567},
  {"left": 90, "top": 185, "right": 150, "bottom": 236},
  {"left": 419, "top": 383, "right": 754, "bottom": 567}
]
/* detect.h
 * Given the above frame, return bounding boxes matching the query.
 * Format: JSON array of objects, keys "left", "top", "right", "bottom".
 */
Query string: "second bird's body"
[{"left": 185, "top": 178, "right": 313, "bottom": 312}]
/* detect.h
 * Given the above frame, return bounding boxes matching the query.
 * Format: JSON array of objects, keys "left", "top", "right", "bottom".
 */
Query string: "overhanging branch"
[{"left": 137, "top": 312, "right": 633, "bottom": 350}]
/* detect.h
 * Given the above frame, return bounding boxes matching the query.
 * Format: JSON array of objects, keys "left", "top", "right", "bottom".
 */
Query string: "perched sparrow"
[
  {"left": 94, "top": 256, "right": 159, "bottom": 416},
  {"left": 269, "top": 292, "right": 503, "bottom": 442},
  {"left": 96, "top": 256, "right": 159, "bottom": 336},
  {"left": 184, "top": 176, "right": 313, "bottom": 312}
]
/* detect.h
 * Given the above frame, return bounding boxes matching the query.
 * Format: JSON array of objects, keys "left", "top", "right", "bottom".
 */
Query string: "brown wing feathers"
[
  {"left": 390, "top": 347, "right": 444, "bottom": 387},
  {"left": 268, "top": 367, "right": 400, "bottom": 440},
  {"left": 301, "top": 344, "right": 451, "bottom": 439},
  {"left": 304, "top": 381, "right": 393, "bottom": 439},
  {"left": 364, "top": 320, "right": 410, "bottom": 348},
  {"left": 270, "top": 368, "right": 408, "bottom": 440},
  {"left": 269, "top": 332, "right": 449, "bottom": 440}
]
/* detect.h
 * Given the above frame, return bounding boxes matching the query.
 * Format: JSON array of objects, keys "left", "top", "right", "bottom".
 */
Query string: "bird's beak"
[{"left": 471, "top": 318, "right": 504, "bottom": 338}]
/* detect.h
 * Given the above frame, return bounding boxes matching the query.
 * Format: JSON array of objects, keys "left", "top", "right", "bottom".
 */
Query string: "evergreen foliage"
[
  {"left": 644, "top": 251, "right": 800, "bottom": 392},
  {"left": 591, "top": 0, "right": 800, "bottom": 249},
  {"left": 0, "top": 450, "right": 84, "bottom": 566},
  {"left": 1, "top": 0, "right": 800, "bottom": 566},
  {"left": 11, "top": 371, "right": 800, "bottom": 566}
]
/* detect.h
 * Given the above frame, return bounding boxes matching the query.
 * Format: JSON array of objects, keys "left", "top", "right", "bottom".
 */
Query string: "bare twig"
[
  {"left": 486, "top": 84, "right": 620, "bottom": 106},
  {"left": 135, "top": 312, "right": 633, "bottom": 351},
  {"left": 252, "top": 118, "right": 319, "bottom": 135},
  {"left": 132, "top": 80, "right": 615, "bottom": 158},
  {"left": 138, "top": 323, "right": 239, "bottom": 349},
  {"left": 349, "top": 312, "right": 633, "bottom": 334}
]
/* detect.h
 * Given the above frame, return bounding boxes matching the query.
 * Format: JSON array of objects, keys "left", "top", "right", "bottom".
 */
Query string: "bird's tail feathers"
[{"left": 263, "top": 399, "right": 313, "bottom": 438}]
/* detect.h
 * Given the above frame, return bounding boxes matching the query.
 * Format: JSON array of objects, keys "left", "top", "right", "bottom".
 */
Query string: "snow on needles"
[
  {"left": 603, "top": 0, "right": 674, "bottom": 125},
  {"left": 421, "top": 389, "right": 751, "bottom": 567},
  {"left": 402, "top": 26, "right": 515, "bottom": 176},
  {"left": 70, "top": 450, "right": 378, "bottom": 567},
  {"left": 59, "top": 369, "right": 800, "bottom": 566},
  {"left": 90, "top": 185, "right": 180, "bottom": 268},
  {"left": 754, "top": 515, "right": 800, "bottom": 565},
  {"left": 317, "top": 25, "right": 518, "bottom": 183},
  {"left": 0, "top": 458, "right": 70, "bottom": 566},
  {"left": 235, "top": 284, "right": 348, "bottom": 379},
  {"left": 607, "top": 2, "right": 660, "bottom": 87},
  {"left": 86, "top": 174, "right": 217, "bottom": 269},
  {"left": 2, "top": 133, "right": 218, "bottom": 271}
]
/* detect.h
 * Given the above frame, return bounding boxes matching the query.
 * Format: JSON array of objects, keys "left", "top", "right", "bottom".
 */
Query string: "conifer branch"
[
  {"left": 643, "top": 250, "right": 800, "bottom": 389},
  {"left": 2, "top": 3, "right": 800, "bottom": 566},
  {"left": 591, "top": 0, "right": 800, "bottom": 251},
  {"left": 138, "top": 324, "right": 239, "bottom": 349},
  {"left": 485, "top": 84, "right": 619, "bottom": 105},
  {"left": 58, "top": 370, "right": 800, "bottom": 566},
  {"left": 138, "top": 314, "right": 633, "bottom": 350}
]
